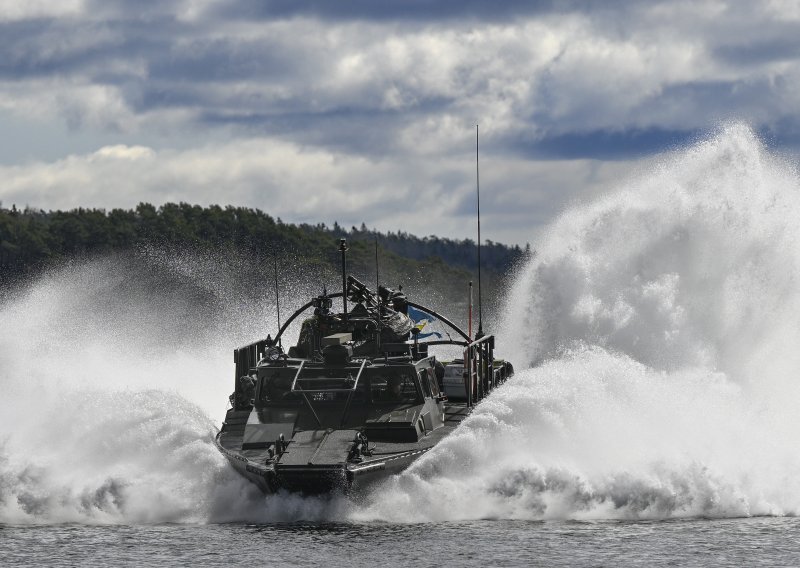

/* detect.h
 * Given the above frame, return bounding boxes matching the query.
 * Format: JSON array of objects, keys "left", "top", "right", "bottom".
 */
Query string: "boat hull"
[{"left": 215, "top": 433, "right": 430, "bottom": 495}]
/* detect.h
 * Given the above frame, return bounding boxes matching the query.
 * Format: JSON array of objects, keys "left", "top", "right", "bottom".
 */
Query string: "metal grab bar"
[
  {"left": 289, "top": 359, "right": 369, "bottom": 429},
  {"left": 289, "top": 359, "right": 368, "bottom": 393},
  {"left": 464, "top": 334, "right": 496, "bottom": 408}
]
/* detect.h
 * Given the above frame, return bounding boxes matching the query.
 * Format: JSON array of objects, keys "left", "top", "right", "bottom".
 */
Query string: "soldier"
[
  {"left": 295, "top": 316, "right": 318, "bottom": 358},
  {"left": 382, "top": 375, "right": 404, "bottom": 401},
  {"left": 238, "top": 374, "right": 256, "bottom": 408}
]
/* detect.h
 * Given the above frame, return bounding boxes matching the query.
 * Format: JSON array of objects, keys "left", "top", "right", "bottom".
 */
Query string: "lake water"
[{"left": 4, "top": 518, "right": 800, "bottom": 567}]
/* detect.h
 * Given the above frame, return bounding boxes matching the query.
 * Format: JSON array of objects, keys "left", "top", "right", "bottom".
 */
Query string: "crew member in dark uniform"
[
  {"left": 238, "top": 374, "right": 256, "bottom": 408},
  {"left": 383, "top": 375, "right": 404, "bottom": 401}
]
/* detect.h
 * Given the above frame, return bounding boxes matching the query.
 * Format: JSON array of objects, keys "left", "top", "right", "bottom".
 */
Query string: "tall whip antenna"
[
  {"left": 273, "top": 249, "right": 282, "bottom": 347},
  {"left": 476, "top": 124, "right": 483, "bottom": 338},
  {"left": 375, "top": 235, "right": 382, "bottom": 354},
  {"left": 339, "top": 238, "right": 349, "bottom": 317}
]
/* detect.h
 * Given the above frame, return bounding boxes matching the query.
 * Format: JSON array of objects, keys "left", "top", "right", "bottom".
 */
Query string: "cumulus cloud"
[
  {"left": 0, "top": 0, "right": 85, "bottom": 22},
  {"left": 3, "top": 1, "right": 800, "bottom": 147},
  {"left": 0, "top": 1, "right": 798, "bottom": 243},
  {"left": 0, "top": 138, "right": 634, "bottom": 244}
]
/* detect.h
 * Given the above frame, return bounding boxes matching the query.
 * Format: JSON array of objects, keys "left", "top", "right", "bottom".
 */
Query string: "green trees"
[
  {"left": 0, "top": 206, "right": 50, "bottom": 270},
  {"left": 0, "top": 203, "right": 527, "bottom": 290}
]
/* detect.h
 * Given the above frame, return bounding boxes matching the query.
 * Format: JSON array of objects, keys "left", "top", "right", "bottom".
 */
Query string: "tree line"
[{"left": 0, "top": 203, "right": 529, "bottom": 281}]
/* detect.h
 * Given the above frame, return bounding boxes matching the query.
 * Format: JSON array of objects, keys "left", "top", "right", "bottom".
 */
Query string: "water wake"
[
  {"left": 0, "top": 254, "right": 338, "bottom": 524},
  {"left": 357, "top": 346, "right": 800, "bottom": 521},
  {"left": 355, "top": 123, "right": 800, "bottom": 521}
]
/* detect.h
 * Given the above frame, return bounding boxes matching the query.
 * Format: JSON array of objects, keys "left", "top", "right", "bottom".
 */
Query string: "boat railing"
[
  {"left": 289, "top": 359, "right": 368, "bottom": 428},
  {"left": 464, "top": 334, "right": 497, "bottom": 408},
  {"left": 289, "top": 359, "right": 368, "bottom": 393}
]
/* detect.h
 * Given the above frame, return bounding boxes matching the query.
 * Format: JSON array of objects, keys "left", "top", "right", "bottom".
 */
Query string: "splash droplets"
[{"left": 356, "top": 124, "right": 800, "bottom": 521}]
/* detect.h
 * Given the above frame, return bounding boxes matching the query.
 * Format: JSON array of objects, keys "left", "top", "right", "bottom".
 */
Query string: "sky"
[{"left": 1, "top": 0, "right": 800, "bottom": 246}]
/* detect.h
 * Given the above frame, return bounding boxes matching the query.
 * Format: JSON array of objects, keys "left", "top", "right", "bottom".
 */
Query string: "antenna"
[
  {"left": 375, "top": 235, "right": 382, "bottom": 354},
  {"left": 468, "top": 280, "right": 473, "bottom": 339},
  {"left": 339, "top": 238, "right": 349, "bottom": 317},
  {"left": 273, "top": 250, "right": 282, "bottom": 347},
  {"left": 476, "top": 124, "right": 483, "bottom": 338}
]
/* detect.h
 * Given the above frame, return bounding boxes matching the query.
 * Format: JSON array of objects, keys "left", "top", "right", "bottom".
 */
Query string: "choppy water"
[
  {"left": 2, "top": 518, "right": 800, "bottom": 567},
  {"left": 3, "top": 123, "right": 800, "bottom": 565}
]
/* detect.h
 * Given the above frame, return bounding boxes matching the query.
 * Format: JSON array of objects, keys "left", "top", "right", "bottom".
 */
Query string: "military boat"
[{"left": 214, "top": 239, "right": 513, "bottom": 494}]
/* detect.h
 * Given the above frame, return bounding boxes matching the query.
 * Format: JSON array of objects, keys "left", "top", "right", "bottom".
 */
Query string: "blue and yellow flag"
[{"left": 406, "top": 305, "right": 443, "bottom": 339}]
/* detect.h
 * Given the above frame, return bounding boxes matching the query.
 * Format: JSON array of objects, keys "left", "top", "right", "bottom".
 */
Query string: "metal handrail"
[
  {"left": 289, "top": 360, "right": 307, "bottom": 393},
  {"left": 290, "top": 359, "right": 368, "bottom": 393},
  {"left": 288, "top": 359, "right": 368, "bottom": 429},
  {"left": 273, "top": 292, "right": 345, "bottom": 345},
  {"left": 464, "top": 334, "right": 495, "bottom": 408},
  {"left": 271, "top": 293, "right": 470, "bottom": 347}
]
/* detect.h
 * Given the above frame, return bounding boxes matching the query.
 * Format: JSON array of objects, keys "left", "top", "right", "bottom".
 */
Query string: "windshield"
[
  {"left": 260, "top": 371, "right": 300, "bottom": 403},
  {"left": 369, "top": 370, "right": 419, "bottom": 404},
  {"left": 259, "top": 366, "right": 421, "bottom": 405}
]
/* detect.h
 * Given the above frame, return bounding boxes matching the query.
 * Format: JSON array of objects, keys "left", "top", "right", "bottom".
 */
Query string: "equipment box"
[{"left": 442, "top": 361, "right": 467, "bottom": 399}]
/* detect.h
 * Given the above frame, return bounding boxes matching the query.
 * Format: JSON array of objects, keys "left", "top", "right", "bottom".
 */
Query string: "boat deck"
[{"left": 218, "top": 401, "right": 472, "bottom": 465}]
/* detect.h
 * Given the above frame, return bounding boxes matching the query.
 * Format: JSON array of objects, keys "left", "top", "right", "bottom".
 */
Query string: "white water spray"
[
  {"left": 0, "top": 254, "right": 311, "bottom": 524},
  {"left": 356, "top": 123, "right": 800, "bottom": 521}
]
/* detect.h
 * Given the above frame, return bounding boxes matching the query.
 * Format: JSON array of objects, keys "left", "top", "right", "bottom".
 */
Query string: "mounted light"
[{"left": 264, "top": 346, "right": 284, "bottom": 363}]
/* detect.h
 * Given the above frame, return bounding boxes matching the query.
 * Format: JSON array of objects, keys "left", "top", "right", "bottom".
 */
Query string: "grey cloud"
[
  {"left": 1, "top": 0, "right": 800, "bottom": 245},
  {"left": 714, "top": 36, "right": 800, "bottom": 66},
  {"left": 509, "top": 128, "right": 700, "bottom": 161},
  {"left": 4, "top": 0, "right": 800, "bottom": 158},
  {"left": 145, "top": 38, "right": 301, "bottom": 83},
  {"left": 206, "top": 0, "right": 567, "bottom": 23},
  {"left": 0, "top": 18, "right": 177, "bottom": 79}
]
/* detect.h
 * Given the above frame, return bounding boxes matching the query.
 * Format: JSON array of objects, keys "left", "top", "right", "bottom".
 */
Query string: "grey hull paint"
[
  {"left": 215, "top": 431, "right": 434, "bottom": 495},
  {"left": 215, "top": 401, "right": 471, "bottom": 495}
]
